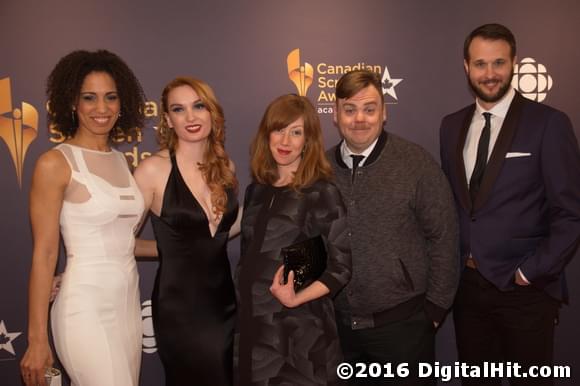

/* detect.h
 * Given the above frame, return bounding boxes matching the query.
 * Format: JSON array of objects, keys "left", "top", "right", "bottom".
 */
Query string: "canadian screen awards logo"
[
  {"left": 512, "top": 57, "right": 553, "bottom": 102},
  {"left": 0, "top": 77, "right": 39, "bottom": 188},
  {"left": 287, "top": 49, "right": 314, "bottom": 96},
  {"left": 286, "top": 49, "right": 403, "bottom": 114},
  {"left": 0, "top": 320, "right": 22, "bottom": 360}
]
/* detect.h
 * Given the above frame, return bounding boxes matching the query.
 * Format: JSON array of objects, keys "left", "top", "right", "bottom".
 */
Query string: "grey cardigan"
[{"left": 328, "top": 130, "right": 459, "bottom": 329}]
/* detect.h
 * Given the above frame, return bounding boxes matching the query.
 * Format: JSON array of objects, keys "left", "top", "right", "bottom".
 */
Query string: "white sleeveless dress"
[{"left": 50, "top": 144, "right": 144, "bottom": 386}]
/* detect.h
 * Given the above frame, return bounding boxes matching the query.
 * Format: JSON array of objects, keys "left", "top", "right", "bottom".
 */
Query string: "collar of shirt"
[
  {"left": 474, "top": 86, "right": 515, "bottom": 119},
  {"left": 340, "top": 137, "right": 379, "bottom": 169},
  {"left": 464, "top": 87, "right": 516, "bottom": 181}
]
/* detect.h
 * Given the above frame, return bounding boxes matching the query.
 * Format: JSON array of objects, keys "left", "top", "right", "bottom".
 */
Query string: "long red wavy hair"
[{"left": 157, "top": 76, "right": 237, "bottom": 215}]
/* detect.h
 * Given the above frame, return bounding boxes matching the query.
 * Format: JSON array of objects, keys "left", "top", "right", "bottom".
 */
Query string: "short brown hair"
[
  {"left": 250, "top": 94, "right": 333, "bottom": 190},
  {"left": 335, "top": 70, "right": 384, "bottom": 106},
  {"left": 464, "top": 23, "right": 516, "bottom": 61}
]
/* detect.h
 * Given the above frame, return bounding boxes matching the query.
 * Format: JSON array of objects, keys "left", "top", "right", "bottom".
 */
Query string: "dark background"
[{"left": 1, "top": 0, "right": 579, "bottom": 384}]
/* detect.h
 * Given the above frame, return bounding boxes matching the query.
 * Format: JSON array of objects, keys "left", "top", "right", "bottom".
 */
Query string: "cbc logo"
[
  {"left": 141, "top": 300, "right": 157, "bottom": 354},
  {"left": 512, "top": 57, "right": 553, "bottom": 102}
]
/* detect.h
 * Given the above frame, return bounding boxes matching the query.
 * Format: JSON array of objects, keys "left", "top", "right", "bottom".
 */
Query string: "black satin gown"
[
  {"left": 151, "top": 155, "right": 238, "bottom": 386},
  {"left": 236, "top": 180, "right": 352, "bottom": 385}
]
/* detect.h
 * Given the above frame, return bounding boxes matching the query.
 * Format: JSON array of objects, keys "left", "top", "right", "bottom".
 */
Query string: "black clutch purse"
[{"left": 282, "top": 235, "right": 327, "bottom": 292}]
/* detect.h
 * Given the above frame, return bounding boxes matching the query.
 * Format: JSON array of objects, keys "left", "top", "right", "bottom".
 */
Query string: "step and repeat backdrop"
[{"left": 1, "top": 0, "right": 579, "bottom": 384}]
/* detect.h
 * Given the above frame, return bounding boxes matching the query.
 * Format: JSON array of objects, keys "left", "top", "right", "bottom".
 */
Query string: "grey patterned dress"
[{"left": 236, "top": 180, "right": 352, "bottom": 385}]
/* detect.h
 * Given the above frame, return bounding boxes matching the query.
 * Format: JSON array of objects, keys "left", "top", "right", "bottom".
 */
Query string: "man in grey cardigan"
[{"left": 328, "top": 70, "right": 458, "bottom": 385}]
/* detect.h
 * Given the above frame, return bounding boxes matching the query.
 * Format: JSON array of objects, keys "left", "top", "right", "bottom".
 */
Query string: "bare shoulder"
[
  {"left": 134, "top": 150, "right": 172, "bottom": 191},
  {"left": 29, "top": 149, "right": 71, "bottom": 192},
  {"left": 36, "top": 148, "right": 68, "bottom": 168},
  {"left": 35, "top": 149, "right": 70, "bottom": 178},
  {"left": 135, "top": 150, "right": 171, "bottom": 176}
]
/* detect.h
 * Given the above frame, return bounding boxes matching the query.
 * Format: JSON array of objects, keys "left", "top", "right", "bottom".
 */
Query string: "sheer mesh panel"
[
  {"left": 59, "top": 145, "right": 91, "bottom": 203},
  {"left": 83, "top": 151, "right": 131, "bottom": 189},
  {"left": 82, "top": 150, "right": 138, "bottom": 221},
  {"left": 64, "top": 179, "right": 92, "bottom": 203},
  {"left": 59, "top": 145, "right": 79, "bottom": 172}
]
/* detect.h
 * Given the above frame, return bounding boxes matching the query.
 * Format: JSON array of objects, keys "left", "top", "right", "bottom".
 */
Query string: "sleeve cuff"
[
  {"left": 517, "top": 268, "right": 531, "bottom": 284},
  {"left": 424, "top": 299, "right": 448, "bottom": 324},
  {"left": 317, "top": 272, "right": 344, "bottom": 298}
]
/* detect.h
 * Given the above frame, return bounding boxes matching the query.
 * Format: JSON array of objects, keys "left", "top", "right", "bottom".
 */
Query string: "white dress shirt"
[
  {"left": 340, "top": 137, "right": 379, "bottom": 168},
  {"left": 463, "top": 87, "right": 515, "bottom": 183}
]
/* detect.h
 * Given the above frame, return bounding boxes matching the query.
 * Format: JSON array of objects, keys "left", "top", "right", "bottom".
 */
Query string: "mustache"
[
  {"left": 353, "top": 123, "right": 370, "bottom": 130},
  {"left": 479, "top": 78, "right": 502, "bottom": 85}
]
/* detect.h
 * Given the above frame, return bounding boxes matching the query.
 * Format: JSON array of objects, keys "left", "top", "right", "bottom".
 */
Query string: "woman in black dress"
[
  {"left": 236, "top": 94, "right": 352, "bottom": 385},
  {"left": 134, "top": 77, "right": 238, "bottom": 386}
]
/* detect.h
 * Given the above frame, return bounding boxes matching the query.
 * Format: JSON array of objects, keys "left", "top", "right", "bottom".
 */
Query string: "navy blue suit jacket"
[{"left": 439, "top": 92, "right": 580, "bottom": 302}]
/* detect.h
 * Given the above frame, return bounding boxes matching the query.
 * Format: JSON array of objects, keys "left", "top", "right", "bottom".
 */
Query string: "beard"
[{"left": 468, "top": 71, "right": 514, "bottom": 104}]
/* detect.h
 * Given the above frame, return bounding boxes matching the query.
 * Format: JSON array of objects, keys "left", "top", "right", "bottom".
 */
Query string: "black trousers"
[
  {"left": 454, "top": 267, "right": 560, "bottom": 386},
  {"left": 336, "top": 309, "right": 435, "bottom": 385}
]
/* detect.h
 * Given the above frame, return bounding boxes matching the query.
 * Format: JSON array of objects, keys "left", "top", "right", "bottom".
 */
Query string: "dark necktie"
[
  {"left": 351, "top": 155, "right": 365, "bottom": 182},
  {"left": 469, "top": 112, "right": 492, "bottom": 202}
]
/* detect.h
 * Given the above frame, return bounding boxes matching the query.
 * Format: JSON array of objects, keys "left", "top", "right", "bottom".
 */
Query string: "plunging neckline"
[{"left": 172, "top": 157, "right": 222, "bottom": 238}]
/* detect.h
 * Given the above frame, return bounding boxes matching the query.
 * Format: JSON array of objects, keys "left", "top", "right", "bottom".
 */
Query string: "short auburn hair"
[{"left": 250, "top": 94, "right": 333, "bottom": 189}]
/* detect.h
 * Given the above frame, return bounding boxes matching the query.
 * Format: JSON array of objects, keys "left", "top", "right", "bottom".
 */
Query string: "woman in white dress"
[{"left": 20, "top": 50, "right": 149, "bottom": 386}]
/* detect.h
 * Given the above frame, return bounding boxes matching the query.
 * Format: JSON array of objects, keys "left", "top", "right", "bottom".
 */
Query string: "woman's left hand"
[{"left": 270, "top": 265, "right": 299, "bottom": 308}]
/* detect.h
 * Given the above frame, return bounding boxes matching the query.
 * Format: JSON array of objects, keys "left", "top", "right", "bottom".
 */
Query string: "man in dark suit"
[{"left": 439, "top": 23, "right": 580, "bottom": 386}]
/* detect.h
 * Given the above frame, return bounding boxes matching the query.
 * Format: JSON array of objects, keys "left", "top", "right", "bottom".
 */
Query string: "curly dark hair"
[{"left": 46, "top": 49, "right": 146, "bottom": 138}]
